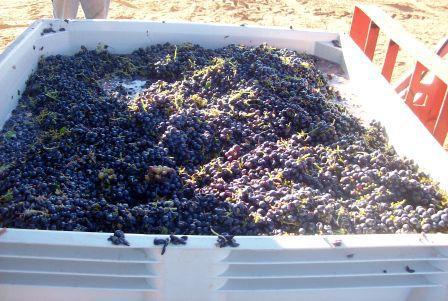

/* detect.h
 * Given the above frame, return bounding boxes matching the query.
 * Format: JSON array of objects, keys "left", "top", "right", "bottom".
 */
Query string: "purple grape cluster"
[
  {"left": 0, "top": 43, "right": 446, "bottom": 236},
  {"left": 108, "top": 229, "right": 129, "bottom": 246},
  {"left": 191, "top": 123, "right": 447, "bottom": 235}
]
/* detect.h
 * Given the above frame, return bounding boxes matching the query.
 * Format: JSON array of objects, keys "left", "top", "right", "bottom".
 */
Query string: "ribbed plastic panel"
[
  {"left": 0, "top": 243, "right": 159, "bottom": 292},
  {"left": 216, "top": 246, "right": 448, "bottom": 301},
  {"left": 1, "top": 230, "right": 448, "bottom": 300},
  {"left": 0, "top": 238, "right": 160, "bottom": 300}
]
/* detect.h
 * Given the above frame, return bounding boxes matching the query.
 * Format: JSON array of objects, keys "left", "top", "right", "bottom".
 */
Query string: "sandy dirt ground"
[{"left": 0, "top": 0, "right": 447, "bottom": 79}]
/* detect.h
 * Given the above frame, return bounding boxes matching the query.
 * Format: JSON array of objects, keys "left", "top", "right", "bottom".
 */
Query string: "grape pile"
[{"left": 0, "top": 43, "right": 447, "bottom": 236}]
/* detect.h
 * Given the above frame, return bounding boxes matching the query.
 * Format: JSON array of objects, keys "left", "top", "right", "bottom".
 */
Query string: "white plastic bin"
[{"left": 1, "top": 19, "right": 448, "bottom": 301}]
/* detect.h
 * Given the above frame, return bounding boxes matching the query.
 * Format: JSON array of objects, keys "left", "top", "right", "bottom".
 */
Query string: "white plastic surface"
[
  {"left": 0, "top": 19, "right": 448, "bottom": 301},
  {"left": 1, "top": 229, "right": 448, "bottom": 300}
]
